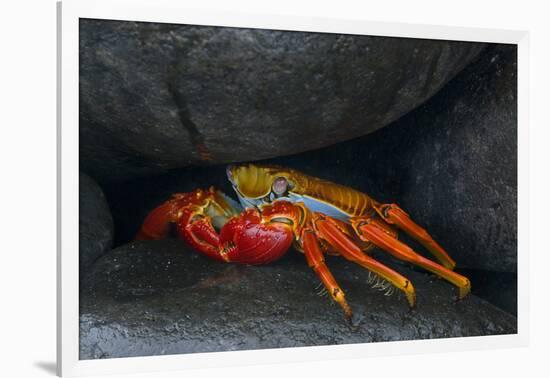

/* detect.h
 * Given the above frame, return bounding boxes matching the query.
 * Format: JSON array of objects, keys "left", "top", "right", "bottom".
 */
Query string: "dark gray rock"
[
  {"left": 80, "top": 240, "right": 516, "bottom": 359},
  {"left": 79, "top": 172, "right": 114, "bottom": 273},
  {"left": 80, "top": 18, "right": 485, "bottom": 181},
  {"left": 391, "top": 45, "right": 517, "bottom": 273}
]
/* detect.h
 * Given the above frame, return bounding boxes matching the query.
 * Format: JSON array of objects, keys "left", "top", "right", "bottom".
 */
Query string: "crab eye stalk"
[{"left": 272, "top": 177, "right": 288, "bottom": 196}]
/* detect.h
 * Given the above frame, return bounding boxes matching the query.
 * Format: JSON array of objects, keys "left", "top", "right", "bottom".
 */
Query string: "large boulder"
[
  {"left": 80, "top": 19, "right": 485, "bottom": 181},
  {"left": 80, "top": 240, "right": 516, "bottom": 359},
  {"left": 79, "top": 172, "right": 114, "bottom": 273}
]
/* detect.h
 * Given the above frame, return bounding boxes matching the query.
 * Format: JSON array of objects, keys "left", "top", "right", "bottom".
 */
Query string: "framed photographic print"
[{"left": 57, "top": 0, "right": 529, "bottom": 376}]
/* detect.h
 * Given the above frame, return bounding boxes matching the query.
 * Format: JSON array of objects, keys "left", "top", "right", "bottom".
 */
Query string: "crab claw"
[
  {"left": 136, "top": 188, "right": 237, "bottom": 261},
  {"left": 137, "top": 189, "right": 296, "bottom": 264},
  {"left": 136, "top": 189, "right": 211, "bottom": 241},
  {"left": 218, "top": 208, "right": 294, "bottom": 265}
]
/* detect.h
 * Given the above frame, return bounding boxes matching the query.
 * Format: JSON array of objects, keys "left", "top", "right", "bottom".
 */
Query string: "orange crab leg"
[
  {"left": 357, "top": 221, "right": 471, "bottom": 299},
  {"left": 313, "top": 216, "right": 416, "bottom": 308},
  {"left": 374, "top": 203, "right": 456, "bottom": 270},
  {"left": 301, "top": 230, "right": 352, "bottom": 319}
]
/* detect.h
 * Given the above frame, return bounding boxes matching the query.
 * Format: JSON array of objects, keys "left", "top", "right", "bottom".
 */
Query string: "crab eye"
[{"left": 272, "top": 177, "right": 288, "bottom": 196}]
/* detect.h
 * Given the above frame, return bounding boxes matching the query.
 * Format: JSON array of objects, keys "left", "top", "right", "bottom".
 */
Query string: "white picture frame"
[{"left": 57, "top": 0, "right": 529, "bottom": 376}]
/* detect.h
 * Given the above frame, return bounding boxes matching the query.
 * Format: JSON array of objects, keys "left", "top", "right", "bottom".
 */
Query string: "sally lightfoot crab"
[{"left": 137, "top": 164, "right": 471, "bottom": 320}]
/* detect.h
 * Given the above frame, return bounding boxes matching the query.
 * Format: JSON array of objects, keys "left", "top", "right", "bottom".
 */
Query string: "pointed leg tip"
[
  {"left": 344, "top": 311, "right": 361, "bottom": 330},
  {"left": 445, "top": 261, "right": 457, "bottom": 270},
  {"left": 407, "top": 298, "right": 417, "bottom": 311},
  {"left": 456, "top": 277, "right": 472, "bottom": 299},
  {"left": 343, "top": 304, "right": 353, "bottom": 321},
  {"left": 405, "top": 295, "right": 417, "bottom": 314},
  {"left": 403, "top": 281, "right": 417, "bottom": 309},
  {"left": 345, "top": 312, "right": 353, "bottom": 323}
]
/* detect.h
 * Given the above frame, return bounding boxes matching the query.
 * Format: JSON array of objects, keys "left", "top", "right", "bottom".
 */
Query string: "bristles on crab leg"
[
  {"left": 357, "top": 221, "right": 471, "bottom": 299},
  {"left": 367, "top": 271, "right": 376, "bottom": 285},
  {"left": 317, "top": 288, "right": 329, "bottom": 297},
  {"left": 301, "top": 230, "right": 353, "bottom": 320},
  {"left": 314, "top": 216, "right": 416, "bottom": 308}
]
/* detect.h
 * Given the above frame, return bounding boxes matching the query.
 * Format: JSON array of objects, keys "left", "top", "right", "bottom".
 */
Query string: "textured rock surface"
[
  {"left": 79, "top": 173, "right": 114, "bottom": 273},
  {"left": 80, "top": 240, "right": 516, "bottom": 359},
  {"left": 390, "top": 45, "right": 517, "bottom": 273},
  {"left": 80, "top": 18, "right": 485, "bottom": 181}
]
